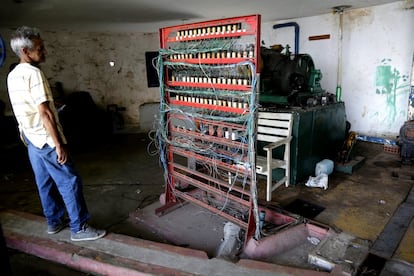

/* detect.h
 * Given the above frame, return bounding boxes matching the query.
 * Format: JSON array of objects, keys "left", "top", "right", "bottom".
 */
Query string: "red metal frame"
[
  {"left": 168, "top": 81, "right": 253, "bottom": 91},
  {"left": 159, "top": 14, "right": 261, "bottom": 72},
  {"left": 157, "top": 15, "right": 262, "bottom": 243},
  {"left": 170, "top": 100, "right": 249, "bottom": 115}
]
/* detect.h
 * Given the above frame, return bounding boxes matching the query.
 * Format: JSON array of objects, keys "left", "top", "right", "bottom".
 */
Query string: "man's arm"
[{"left": 38, "top": 101, "right": 68, "bottom": 165}]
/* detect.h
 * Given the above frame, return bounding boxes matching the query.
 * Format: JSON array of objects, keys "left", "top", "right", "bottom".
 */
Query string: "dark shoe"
[
  {"left": 47, "top": 218, "right": 69, "bottom": 234},
  {"left": 71, "top": 224, "right": 106, "bottom": 241}
]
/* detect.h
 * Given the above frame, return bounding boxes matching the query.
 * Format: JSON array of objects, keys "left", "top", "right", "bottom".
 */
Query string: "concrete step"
[{"left": 0, "top": 210, "right": 331, "bottom": 276}]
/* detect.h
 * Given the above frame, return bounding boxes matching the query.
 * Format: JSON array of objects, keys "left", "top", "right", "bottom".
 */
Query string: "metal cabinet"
[{"left": 261, "top": 103, "right": 347, "bottom": 185}]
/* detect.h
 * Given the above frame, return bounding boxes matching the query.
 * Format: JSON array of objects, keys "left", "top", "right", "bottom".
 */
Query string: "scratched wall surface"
[
  {"left": 262, "top": 2, "right": 414, "bottom": 139},
  {"left": 45, "top": 31, "right": 160, "bottom": 129},
  {"left": 0, "top": 30, "right": 160, "bottom": 129},
  {"left": 409, "top": 55, "right": 414, "bottom": 121}
]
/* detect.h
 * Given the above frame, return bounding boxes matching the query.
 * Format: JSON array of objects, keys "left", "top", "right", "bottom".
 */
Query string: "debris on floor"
[
  {"left": 308, "top": 231, "right": 370, "bottom": 274},
  {"left": 215, "top": 222, "right": 242, "bottom": 261}
]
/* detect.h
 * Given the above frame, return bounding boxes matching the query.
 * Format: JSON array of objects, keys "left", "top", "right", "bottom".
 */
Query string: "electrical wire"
[{"left": 155, "top": 38, "right": 262, "bottom": 239}]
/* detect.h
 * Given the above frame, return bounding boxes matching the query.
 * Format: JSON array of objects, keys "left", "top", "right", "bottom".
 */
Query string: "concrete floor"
[{"left": 1, "top": 132, "right": 413, "bottom": 275}]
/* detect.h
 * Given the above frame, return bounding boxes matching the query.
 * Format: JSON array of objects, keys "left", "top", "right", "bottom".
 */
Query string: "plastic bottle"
[
  {"left": 259, "top": 211, "right": 266, "bottom": 230},
  {"left": 315, "top": 159, "right": 334, "bottom": 176}
]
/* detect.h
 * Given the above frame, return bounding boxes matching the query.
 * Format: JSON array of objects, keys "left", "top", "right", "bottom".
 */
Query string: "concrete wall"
[
  {"left": 0, "top": 30, "right": 160, "bottom": 130},
  {"left": 261, "top": 2, "right": 414, "bottom": 139},
  {"left": 1, "top": 2, "right": 413, "bottom": 137}
]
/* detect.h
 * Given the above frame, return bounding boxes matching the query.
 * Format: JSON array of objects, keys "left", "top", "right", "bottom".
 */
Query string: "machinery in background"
[
  {"left": 59, "top": 91, "right": 113, "bottom": 148},
  {"left": 259, "top": 45, "right": 332, "bottom": 106},
  {"left": 397, "top": 120, "right": 414, "bottom": 164},
  {"left": 258, "top": 45, "right": 349, "bottom": 179}
]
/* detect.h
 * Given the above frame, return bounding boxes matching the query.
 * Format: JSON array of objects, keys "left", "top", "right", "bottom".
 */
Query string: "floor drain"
[
  {"left": 284, "top": 198, "right": 325, "bottom": 219},
  {"left": 357, "top": 253, "right": 386, "bottom": 275}
]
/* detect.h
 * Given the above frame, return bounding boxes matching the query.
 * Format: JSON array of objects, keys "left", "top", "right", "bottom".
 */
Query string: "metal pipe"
[
  {"left": 272, "top": 22, "right": 299, "bottom": 55},
  {"left": 243, "top": 223, "right": 308, "bottom": 259},
  {"left": 337, "top": 10, "right": 344, "bottom": 102},
  {"left": 333, "top": 5, "right": 351, "bottom": 102}
]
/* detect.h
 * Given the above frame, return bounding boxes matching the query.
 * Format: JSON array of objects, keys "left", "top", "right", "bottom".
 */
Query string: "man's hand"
[{"left": 55, "top": 144, "right": 68, "bottom": 165}]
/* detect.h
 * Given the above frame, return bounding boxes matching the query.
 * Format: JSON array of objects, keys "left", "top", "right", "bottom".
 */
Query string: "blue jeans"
[{"left": 25, "top": 137, "right": 90, "bottom": 233}]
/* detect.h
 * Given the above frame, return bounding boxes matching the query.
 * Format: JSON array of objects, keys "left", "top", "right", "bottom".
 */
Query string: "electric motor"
[{"left": 260, "top": 47, "right": 315, "bottom": 96}]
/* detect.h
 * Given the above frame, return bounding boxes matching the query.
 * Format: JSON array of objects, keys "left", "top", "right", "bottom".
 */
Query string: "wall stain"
[
  {"left": 362, "top": 105, "right": 367, "bottom": 117},
  {"left": 348, "top": 8, "right": 372, "bottom": 20},
  {"left": 375, "top": 58, "right": 410, "bottom": 127},
  {"left": 126, "top": 71, "right": 134, "bottom": 79},
  {"left": 347, "top": 8, "right": 373, "bottom": 29}
]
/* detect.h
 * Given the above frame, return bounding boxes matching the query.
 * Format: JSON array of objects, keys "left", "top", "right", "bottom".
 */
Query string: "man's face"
[{"left": 26, "top": 37, "right": 46, "bottom": 64}]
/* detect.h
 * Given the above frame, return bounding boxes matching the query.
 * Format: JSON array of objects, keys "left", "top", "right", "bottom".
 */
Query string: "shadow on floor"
[{"left": 1, "top": 134, "right": 413, "bottom": 275}]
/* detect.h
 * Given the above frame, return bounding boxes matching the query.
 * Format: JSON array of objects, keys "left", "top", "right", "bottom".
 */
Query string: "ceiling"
[{"left": 0, "top": 0, "right": 402, "bottom": 32}]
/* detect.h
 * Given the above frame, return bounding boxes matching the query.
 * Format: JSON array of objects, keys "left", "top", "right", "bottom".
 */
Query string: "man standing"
[{"left": 7, "top": 26, "right": 105, "bottom": 241}]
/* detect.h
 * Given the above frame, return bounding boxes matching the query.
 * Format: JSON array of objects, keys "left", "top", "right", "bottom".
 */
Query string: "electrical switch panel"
[{"left": 157, "top": 15, "right": 261, "bottom": 240}]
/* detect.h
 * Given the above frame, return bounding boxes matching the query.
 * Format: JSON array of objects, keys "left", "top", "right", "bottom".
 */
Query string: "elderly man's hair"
[{"left": 10, "top": 26, "right": 41, "bottom": 58}]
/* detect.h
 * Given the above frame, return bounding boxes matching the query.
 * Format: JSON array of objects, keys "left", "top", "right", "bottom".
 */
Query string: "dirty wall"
[
  {"left": 0, "top": 30, "right": 160, "bottom": 130},
  {"left": 261, "top": 2, "right": 414, "bottom": 139}
]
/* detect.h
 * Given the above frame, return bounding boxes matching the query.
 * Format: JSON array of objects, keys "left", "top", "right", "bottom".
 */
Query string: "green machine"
[
  {"left": 258, "top": 46, "right": 347, "bottom": 185},
  {"left": 259, "top": 46, "right": 325, "bottom": 106},
  {"left": 258, "top": 103, "right": 347, "bottom": 185}
]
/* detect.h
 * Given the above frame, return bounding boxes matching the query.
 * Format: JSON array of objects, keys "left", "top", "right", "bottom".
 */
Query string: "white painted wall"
[
  {"left": 343, "top": 3, "right": 413, "bottom": 138},
  {"left": 1, "top": 2, "right": 413, "bottom": 137},
  {"left": 261, "top": 2, "right": 414, "bottom": 139}
]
